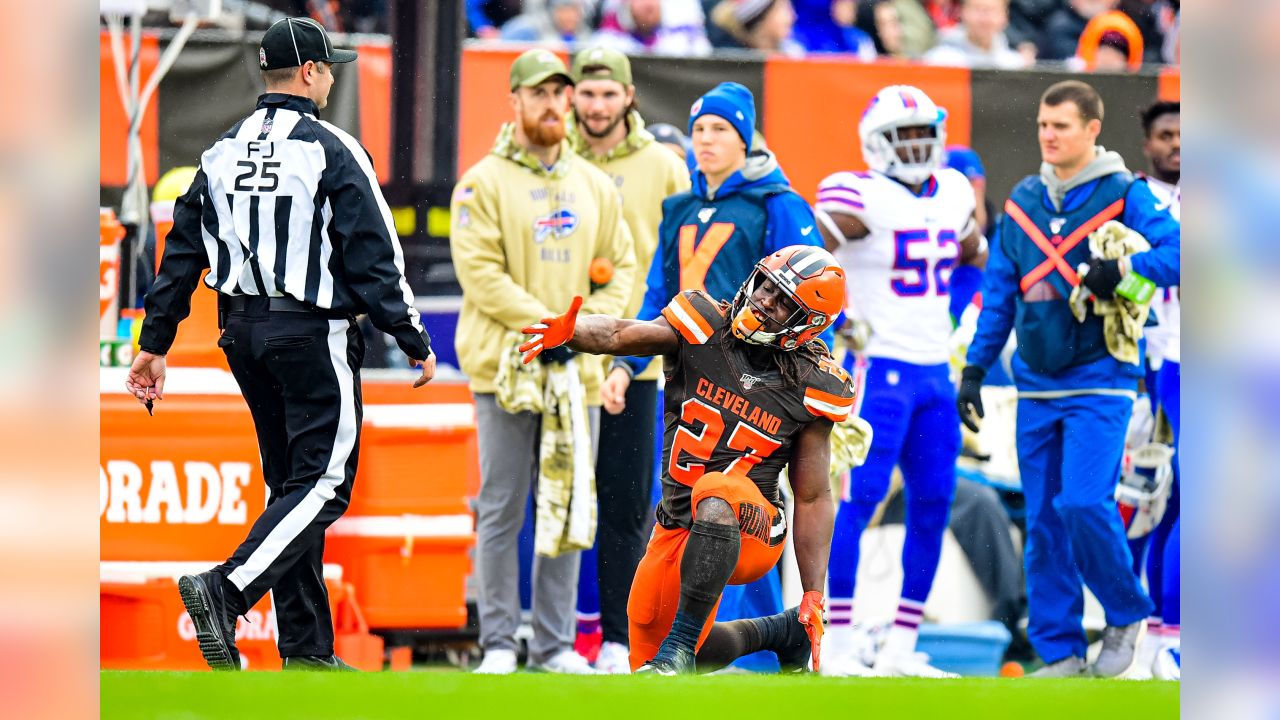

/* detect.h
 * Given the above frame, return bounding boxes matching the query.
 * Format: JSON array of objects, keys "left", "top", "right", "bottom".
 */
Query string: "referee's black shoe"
[
  {"left": 282, "top": 655, "right": 361, "bottom": 671},
  {"left": 177, "top": 571, "right": 242, "bottom": 671}
]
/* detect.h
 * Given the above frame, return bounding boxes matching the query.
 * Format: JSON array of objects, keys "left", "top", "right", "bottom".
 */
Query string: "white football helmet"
[
  {"left": 1115, "top": 442, "right": 1175, "bottom": 540},
  {"left": 859, "top": 85, "right": 947, "bottom": 186}
]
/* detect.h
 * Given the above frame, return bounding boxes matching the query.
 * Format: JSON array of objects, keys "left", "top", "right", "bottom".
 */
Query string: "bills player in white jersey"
[
  {"left": 1131, "top": 100, "right": 1181, "bottom": 680},
  {"left": 812, "top": 85, "right": 987, "bottom": 677}
]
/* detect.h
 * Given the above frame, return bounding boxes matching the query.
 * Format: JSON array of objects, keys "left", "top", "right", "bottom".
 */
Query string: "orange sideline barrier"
[
  {"left": 101, "top": 30, "right": 160, "bottom": 187},
  {"left": 763, "top": 58, "right": 972, "bottom": 202},
  {"left": 101, "top": 368, "right": 479, "bottom": 639},
  {"left": 100, "top": 566, "right": 383, "bottom": 670},
  {"left": 357, "top": 43, "right": 393, "bottom": 185},
  {"left": 1158, "top": 68, "right": 1180, "bottom": 101},
  {"left": 101, "top": 382, "right": 269, "bottom": 562}
]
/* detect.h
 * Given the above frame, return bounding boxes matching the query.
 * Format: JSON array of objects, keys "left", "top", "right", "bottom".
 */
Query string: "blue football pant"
[
  {"left": 830, "top": 357, "right": 959, "bottom": 604},
  {"left": 1156, "top": 361, "right": 1181, "bottom": 626},
  {"left": 1018, "top": 393, "right": 1155, "bottom": 663},
  {"left": 1130, "top": 360, "right": 1181, "bottom": 625}
]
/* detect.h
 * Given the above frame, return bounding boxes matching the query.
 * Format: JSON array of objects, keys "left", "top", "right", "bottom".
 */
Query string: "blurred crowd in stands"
[
  {"left": 467, "top": 0, "right": 1179, "bottom": 70},
  {"left": 255, "top": 0, "right": 1177, "bottom": 71}
]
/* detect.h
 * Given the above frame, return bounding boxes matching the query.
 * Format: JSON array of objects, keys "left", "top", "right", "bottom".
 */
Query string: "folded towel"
[
  {"left": 1069, "top": 220, "right": 1152, "bottom": 365},
  {"left": 495, "top": 332, "right": 597, "bottom": 557}
]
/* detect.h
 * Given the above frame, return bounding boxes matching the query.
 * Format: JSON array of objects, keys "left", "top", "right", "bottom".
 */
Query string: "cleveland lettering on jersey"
[{"left": 693, "top": 377, "right": 783, "bottom": 435}]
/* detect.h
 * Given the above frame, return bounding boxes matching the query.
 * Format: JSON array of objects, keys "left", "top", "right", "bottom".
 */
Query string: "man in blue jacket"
[
  {"left": 603, "top": 81, "right": 822, "bottom": 404},
  {"left": 957, "top": 80, "right": 1180, "bottom": 678},
  {"left": 600, "top": 82, "right": 822, "bottom": 673}
]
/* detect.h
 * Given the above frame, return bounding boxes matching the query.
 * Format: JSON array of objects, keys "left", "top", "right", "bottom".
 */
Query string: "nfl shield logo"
[
  {"left": 259, "top": 47, "right": 268, "bottom": 69},
  {"left": 740, "top": 373, "right": 763, "bottom": 390},
  {"left": 260, "top": 116, "right": 273, "bottom": 136}
]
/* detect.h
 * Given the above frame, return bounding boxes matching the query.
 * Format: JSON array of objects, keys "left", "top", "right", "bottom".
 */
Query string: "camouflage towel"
[
  {"left": 1069, "top": 220, "right": 1152, "bottom": 366},
  {"left": 494, "top": 333, "right": 597, "bottom": 557}
]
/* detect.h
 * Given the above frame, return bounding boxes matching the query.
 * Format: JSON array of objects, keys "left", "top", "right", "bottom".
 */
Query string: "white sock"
[
  {"left": 825, "top": 599, "right": 855, "bottom": 657},
  {"left": 881, "top": 598, "right": 924, "bottom": 658}
]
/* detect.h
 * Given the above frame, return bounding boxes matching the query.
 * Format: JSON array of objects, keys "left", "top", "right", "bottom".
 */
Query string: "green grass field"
[{"left": 101, "top": 671, "right": 1178, "bottom": 720}]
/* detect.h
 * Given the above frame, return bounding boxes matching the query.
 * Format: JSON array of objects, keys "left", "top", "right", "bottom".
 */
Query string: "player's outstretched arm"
[
  {"left": 519, "top": 295, "right": 679, "bottom": 364},
  {"left": 569, "top": 314, "right": 679, "bottom": 358}
]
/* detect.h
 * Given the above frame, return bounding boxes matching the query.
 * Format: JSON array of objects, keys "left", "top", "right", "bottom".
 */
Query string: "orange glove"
[
  {"left": 797, "top": 590, "right": 825, "bottom": 672},
  {"left": 519, "top": 296, "right": 584, "bottom": 365}
]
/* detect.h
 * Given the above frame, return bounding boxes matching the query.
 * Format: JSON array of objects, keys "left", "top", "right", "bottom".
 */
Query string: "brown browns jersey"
[{"left": 654, "top": 290, "right": 856, "bottom": 530}]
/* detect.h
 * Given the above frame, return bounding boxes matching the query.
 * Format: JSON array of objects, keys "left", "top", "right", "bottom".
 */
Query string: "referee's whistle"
[{"left": 145, "top": 398, "right": 154, "bottom": 416}]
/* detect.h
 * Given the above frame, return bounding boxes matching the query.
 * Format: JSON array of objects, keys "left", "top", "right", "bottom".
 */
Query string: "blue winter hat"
[{"left": 688, "top": 82, "right": 756, "bottom": 153}]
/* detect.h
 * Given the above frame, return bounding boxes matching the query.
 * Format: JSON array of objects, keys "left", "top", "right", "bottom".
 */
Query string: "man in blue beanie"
[
  {"left": 605, "top": 82, "right": 820, "bottom": 401},
  {"left": 599, "top": 81, "right": 825, "bottom": 674}
]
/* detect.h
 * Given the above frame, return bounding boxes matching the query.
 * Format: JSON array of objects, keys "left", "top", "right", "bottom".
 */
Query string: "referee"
[{"left": 125, "top": 17, "right": 434, "bottom": 672}]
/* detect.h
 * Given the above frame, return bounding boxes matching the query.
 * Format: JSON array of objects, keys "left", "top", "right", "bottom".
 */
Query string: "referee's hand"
[
  {"left": 125, "top": 350, "right": 166, "bottom": 411},
  {"left": 411, "top": 351, "right": 437, "bottom": 388}
]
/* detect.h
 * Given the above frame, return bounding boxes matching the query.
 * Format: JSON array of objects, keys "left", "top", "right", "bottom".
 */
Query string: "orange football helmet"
[{"left": 730, "top": 245, "right": 846, "bottom": 351}]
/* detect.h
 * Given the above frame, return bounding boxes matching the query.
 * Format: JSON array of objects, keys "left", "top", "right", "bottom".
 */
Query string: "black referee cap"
[{"left": 259, "top": 17, "right": 357, "bottom": 71}]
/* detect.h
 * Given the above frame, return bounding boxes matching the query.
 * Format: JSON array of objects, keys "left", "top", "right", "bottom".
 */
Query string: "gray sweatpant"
[{"left": 473, "top": 393, "right": 600, "bottom": 663}]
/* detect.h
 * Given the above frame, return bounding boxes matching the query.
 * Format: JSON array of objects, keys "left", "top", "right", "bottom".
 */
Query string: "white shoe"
[
  {"left": 823, "top": 623, "right": 883, "bottom": 668},
  {"left": 596, "top": 642, "right": 631, "bottom": 674},
  {"left": 873, "top": 651, "right": 959, "bottom": 678},
  {"left": 1153, "top": 644, "right": 1180, "bottom": 681},
  {"left": 819, "top": 653, "right": 881, "bottom": 677},
  {"left": 1029, "top": 656, "right": 1087, "bottom": 678},
  {"left": 474, "top": 649, "right": 518, "bottom": 675},
  {"left": 1126, "top": 626, "right": 1162, "bottom": 680},
  {"left": 1091, "top": 621, "right": 1143, "bottom": 677},
  {"left": 532, "top": 650, "right": 599, "bottom": 674}
]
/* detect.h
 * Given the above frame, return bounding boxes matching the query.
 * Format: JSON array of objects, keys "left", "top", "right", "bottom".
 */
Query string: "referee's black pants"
[
  {"left": 213, "top": 301, "right": 364, "bottom": 658},
  {"left": 595, "top": 379, "right": 658, "bottom": 646}
]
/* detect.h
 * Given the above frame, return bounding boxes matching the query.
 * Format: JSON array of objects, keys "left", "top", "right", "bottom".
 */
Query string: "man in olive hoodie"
[
  {"left": 450, "top": 48, "right": 637, "bottom": 675},
  {"left": 565, "top": 46, "right": 690, "bottom": 674}
]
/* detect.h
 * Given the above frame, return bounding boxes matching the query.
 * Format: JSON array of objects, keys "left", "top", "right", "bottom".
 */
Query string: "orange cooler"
[
  {"left": 326, "top": 515, "right": 474, "bottom": 629},
  {"left": 99, "top": 563, "right": 383, "bottom": 671},
  {"left": 352, "top": 402, "right": 478, "bottom": 517}
]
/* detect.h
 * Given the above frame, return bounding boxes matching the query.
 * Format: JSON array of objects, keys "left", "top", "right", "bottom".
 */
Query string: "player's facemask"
[{"left": 730, "top": 246, "right": 846, "bottom": 351}]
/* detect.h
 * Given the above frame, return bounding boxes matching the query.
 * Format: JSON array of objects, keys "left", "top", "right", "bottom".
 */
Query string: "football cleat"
[
  {"left": 636, "top": 643, "right": 695, "bottom": 676},
  {"left": 873, "top": 651, "right": 959, "bottom": 678},
  {"left": 177, "top": 571, "right": 242, "bottom": 671},
  {"left": 282, "top": 655, "right": 359, "bottom": 671},
  {"left": 819, "top": 653, "right": 881, "bottom": 677},
  {"left": 1153, "top": 644, "right": 1180, "bottom": 681}
]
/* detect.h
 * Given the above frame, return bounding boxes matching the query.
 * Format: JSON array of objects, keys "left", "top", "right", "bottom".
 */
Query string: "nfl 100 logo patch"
[{"left": 533, "top": 208, "right": 579, "bottom": 243}]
